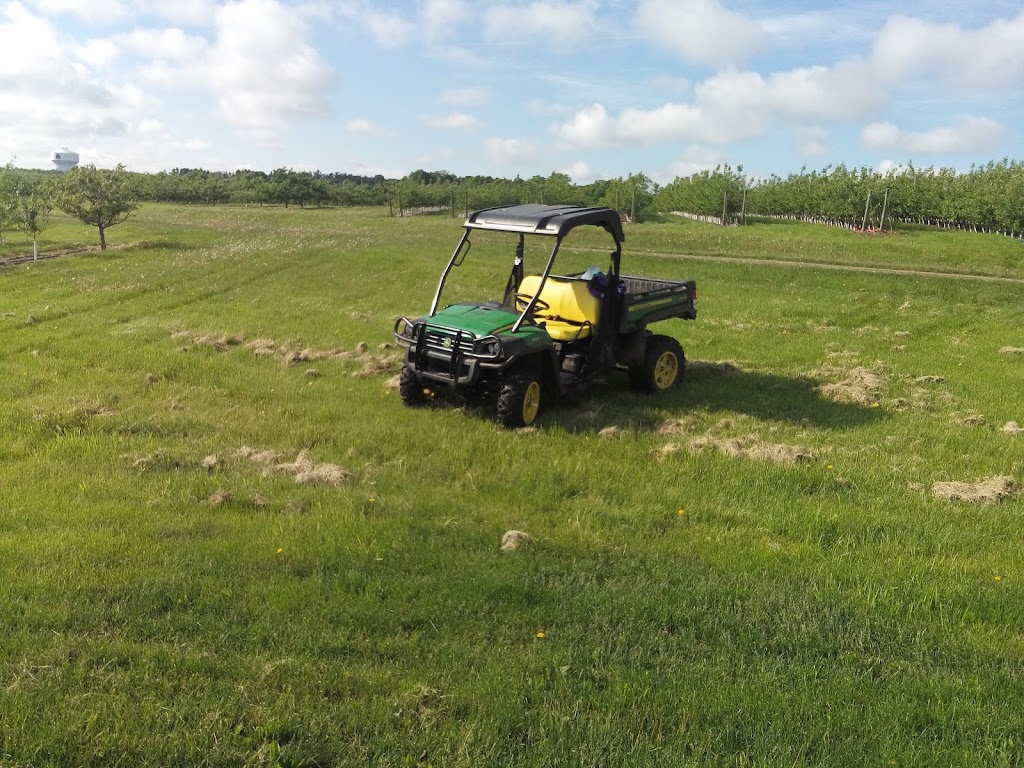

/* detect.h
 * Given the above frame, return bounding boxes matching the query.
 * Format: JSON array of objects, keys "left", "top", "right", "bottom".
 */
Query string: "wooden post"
[
  {"left": 464, "top": 190, "right": 469, "bottom": 218},
  {"left": 722, "top": 190, "right": 728, "bottom": 225},
  {"left": 741, "top": 189, "right": 747, "bottom": 226},
  {"left": 397, "top": 190, "right": 403, "bottom": 217},
  {"left": 861, "top": 190, "right": 872, "bottom": 231},
  {"left": 387, "top": 189, "right": 393, "bottom": 218},
  {"left": 450, "top": 190, "right": 455, "bottom": 218},
  {"left": 630, "top": 186, "right": 636, "bottom": 224},
  {"left": 878, "top": 188, "right": 890, "bottom": 233}
]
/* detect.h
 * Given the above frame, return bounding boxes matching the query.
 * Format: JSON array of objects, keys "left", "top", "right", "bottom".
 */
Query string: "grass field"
[{"left": 2, "top": 205, "right": 1024, "bottom": 766}]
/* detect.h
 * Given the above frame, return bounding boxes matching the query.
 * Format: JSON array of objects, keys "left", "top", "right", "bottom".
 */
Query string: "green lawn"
[{"left": 2, "top": 205, "right": 1023, "bottom": 766}]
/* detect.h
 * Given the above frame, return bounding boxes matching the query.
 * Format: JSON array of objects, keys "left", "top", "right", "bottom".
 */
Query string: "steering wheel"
[{"left": 513, "top": 293, "right": 551, "bottom": 315}]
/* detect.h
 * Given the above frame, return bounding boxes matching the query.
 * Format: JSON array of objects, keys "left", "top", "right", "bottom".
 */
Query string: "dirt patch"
[
  {"left": 1001, "top": 421, "right": 1024, "bottom": 434},
  {"left": 999, "top": 347, "right": 1024, "bottom": 355},
  {"left": 687, "top": 434, "right": 814, "bottom": 464},
  {"left": 818, "top": 366, "right": 883, "bottom": 406},
  {"left": 933, "top": 476, "right": 1018, "bottom": 504}
]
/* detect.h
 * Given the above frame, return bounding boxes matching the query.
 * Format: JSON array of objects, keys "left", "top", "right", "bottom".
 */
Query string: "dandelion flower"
[
  {"left": 535, "top": 630, "right": 546, "bottom": 639},
  {"left": 995, "top": 575, "right": 1003, "bottom": 582},
  {"left": 276, "top": 547, "right": 284, "bottom": 554},
  {"left": 676, "top": 508, "right": 686, "bottom": 516}
]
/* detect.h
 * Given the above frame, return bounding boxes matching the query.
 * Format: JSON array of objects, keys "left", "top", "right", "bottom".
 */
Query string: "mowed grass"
[{"left": 2, "top": 205, "right": 1024, "bottom": 766}]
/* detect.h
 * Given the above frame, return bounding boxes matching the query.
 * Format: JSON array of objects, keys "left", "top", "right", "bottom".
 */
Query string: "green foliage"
[
  {"left": 656, "top": 165, "right": 747, "bottom": 220},
  {"left": 660, "top": 160, "right": 1024, "bottom": 235},
  {"left": 56, "top": 164, "right": 140, "bottom": 249},
  {"left": 0, "top": 165, "right": 53, "bottom": 247}
]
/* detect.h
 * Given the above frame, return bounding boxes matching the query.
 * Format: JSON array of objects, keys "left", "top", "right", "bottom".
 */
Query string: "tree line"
[
  {"left": 4, "top": 159, "right": 1024, "bottom": 255},
  {"left": 656, "top": 160, "right": 1024, "bottom": 236}
]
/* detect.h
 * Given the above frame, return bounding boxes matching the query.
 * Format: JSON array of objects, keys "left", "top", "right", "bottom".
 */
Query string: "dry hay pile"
[
  {"left": 172, "top": 330, "right": 244, "bottom": 352},
  {"left": 500, "top": 530, "right": 532, "bottom": 551},
  {"left": 688, "top": 434, "right": 814, "bottom": 465},
  {"left": 955, "top": 413, "right": 989, "bottom": 428},
  {"left": 657, "top": 416, "right": 700, "bottom": 435},
  {"left": 999, "top": 347, "right": 1024, "bottom": 355},
  {"left": 248, "top": 338, "right": 345, "bottom": 365},
  {"left": 247, "top": 337, "right": 400, "bottom": 377},
  {"left": 238, "top": 446, "right": 350, "bottom": 487},
  {"left": 1001, "top": 421, "right": 1024, "bottom": 434},
  {"left": 817, "top": 366, "right": 883, "bottom": 406},
  {"left": 932, "top": 476, "right": 1019, "bottom": 504},
  {"left": 598, "top": 425, "right": 623, "bottom": 440}
]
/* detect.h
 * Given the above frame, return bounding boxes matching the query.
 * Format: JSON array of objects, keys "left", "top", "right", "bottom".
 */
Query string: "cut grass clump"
[
  {"left": 687, "top": 434, "right": 815, "bottom": 464},
  {"left": 932, "top": 476, "right": 1019, "bottom": 504},
  {"left": 238, "top": 446, "right": 350, "bottom": 486},
  {"left": 817, "top": 366, "right": 884, "bottom": 406}
]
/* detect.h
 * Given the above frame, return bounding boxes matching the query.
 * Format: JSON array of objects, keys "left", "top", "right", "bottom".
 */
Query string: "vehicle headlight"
[
  {"left": 394, "top": 316, "right": 415, "bottom": 341},
  {"left": 475, "top": 337, "right": 500, "bottom": 357}
]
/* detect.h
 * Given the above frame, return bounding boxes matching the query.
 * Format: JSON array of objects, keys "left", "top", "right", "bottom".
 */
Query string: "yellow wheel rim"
[
  {"left": 653, "top": 351, "right": 678, "bottom": 389},
  {"left": 522, "top": 381, "right": 541, "bottom": 424}
]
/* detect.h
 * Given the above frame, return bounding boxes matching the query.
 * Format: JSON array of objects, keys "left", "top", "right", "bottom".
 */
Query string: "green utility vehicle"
[{"left": 394, "top": 204, "right": 697, "bottom": 428}]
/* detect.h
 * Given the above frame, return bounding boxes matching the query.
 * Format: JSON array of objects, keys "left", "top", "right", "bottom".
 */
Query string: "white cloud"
[
  {"left": 485, "top": 137, "right": 537, "bottom": 164},
  {"left": 440, "top": 86, "right": 487, "bottom": 106},
  {"left": 0, "top": 3, "right": 148, "bottom": 160},
  {"left": 484, "top": 0, "right": 597, "bottom": 49},
  {"left": 345, "top": 119, "right": 378, "bottom": 135},
  {"left": 555, "top": 58, "right": 886, "bottom": 149},
  {"left": 122, "top": 27, "right": 209, "bottom": 65},
  {"left": 635, "top": 0, "right": 763, "bottom": 67},
  {"left": 207, "top": 0, "right": 334, "bottom": 146},
  {"left": 794, "top": 125, "right": 829, "bottom": 157},
  {"left": 861, "top": 116, "right": 1009, "bottom": 155},
  {"left": 28, "top": 0, "right": 129, "bottom": 24},
  {"left": 364, "top": 8, "right": 414, "bottom": 47},
  {"left": 871, "top": 12, "right": 1024, "bottom": 92},
  {"left": 561, "top": 160, "right": 592, "bottom": 183},
  {"left": 421, "top": 0, "right": 466, "bottom": 42},
  {"left": 662, "top": 145, "right": 728, "bottom": 183},
  {"left": 74, "top": 38, "right": 120, "bottom": 68},
  {"left": 145, "top": 0, "right": 219, "bottom": 26},
  {"left": 426, "top": 112, "right": 479, "bottom": 129}
]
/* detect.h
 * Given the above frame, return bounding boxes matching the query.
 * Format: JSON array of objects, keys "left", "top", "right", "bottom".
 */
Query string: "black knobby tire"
[
  {"left": 630, "top": 335, "right": 685, "bottom": 393},
  {"left": 398, "top": 366, "right": 427, "bottom": 407},
  {"left": 496, "top": 370, "right": 542, "bottom": 428}
]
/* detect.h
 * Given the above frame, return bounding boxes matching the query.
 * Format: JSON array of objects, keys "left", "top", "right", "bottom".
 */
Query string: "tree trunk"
[{"left": 98, "top": 224, "right": 107, "bottom": 250}]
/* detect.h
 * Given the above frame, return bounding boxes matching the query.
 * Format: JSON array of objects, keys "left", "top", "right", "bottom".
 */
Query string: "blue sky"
[{"left": 1, "top": 0, "right": 1022, "bottom": 183}]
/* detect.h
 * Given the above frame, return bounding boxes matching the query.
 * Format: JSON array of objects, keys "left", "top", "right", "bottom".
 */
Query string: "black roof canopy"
[{"left": 464, "top": 204, "right": 625, "bottom": 243}]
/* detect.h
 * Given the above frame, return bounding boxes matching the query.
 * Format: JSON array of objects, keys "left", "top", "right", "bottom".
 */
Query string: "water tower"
[{"left": 51, "top": 149, "right": 80, "bottom": 172}]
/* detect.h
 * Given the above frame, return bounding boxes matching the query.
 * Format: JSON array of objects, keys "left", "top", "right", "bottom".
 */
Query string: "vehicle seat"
[{"left": 517, "top": 275, "right": 601, "bottom": 341}]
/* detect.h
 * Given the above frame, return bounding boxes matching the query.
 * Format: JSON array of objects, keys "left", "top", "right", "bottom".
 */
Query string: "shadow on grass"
[
  {"left": 679, "top": 361, "right": 883, "bottom": 428},
  {"left": 545, "top": 360, "right": 884, "bottom": 434},
  {"left": 411, "top": 361, "right": 883, "bottom": 435}
]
